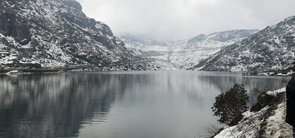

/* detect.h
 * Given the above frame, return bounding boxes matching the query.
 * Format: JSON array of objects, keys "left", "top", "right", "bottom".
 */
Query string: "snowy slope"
[
  {"left": 197, "top": 16, "right": 295, "bottom": 72},
  {"left": 0, "top": 0, "right": 154, "bottom": 71},
  {"left": 120, "top": 30, "right": 257, "bottom": 70},
  {"left": 214, "top": 88, "right": 293, "bottom": 138}
]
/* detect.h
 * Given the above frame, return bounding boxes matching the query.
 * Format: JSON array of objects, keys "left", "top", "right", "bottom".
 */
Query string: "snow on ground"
[
  {"left": 214, "top": 87, "right": 293, "bottom": 138},
  {"left": 215, "top": 107, "right": 269, "bottom": 138},
  {"left": 267, "top": 87, "right": 286, "bottom": 96},
  {"left": 262, "top": 102, "right": 292, "bottom": 138}
]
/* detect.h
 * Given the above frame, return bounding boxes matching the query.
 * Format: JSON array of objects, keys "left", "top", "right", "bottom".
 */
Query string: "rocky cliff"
[{"left": 0, "top": 0, "right": 151, "bottom": 71}]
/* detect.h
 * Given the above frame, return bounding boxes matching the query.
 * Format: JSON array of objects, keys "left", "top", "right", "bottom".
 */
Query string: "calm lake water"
[{"left": 0, "top": 71, "right": 290, "bottom": 138}]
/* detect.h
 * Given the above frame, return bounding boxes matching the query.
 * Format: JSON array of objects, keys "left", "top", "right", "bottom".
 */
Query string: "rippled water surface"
[{"left": 0, "top": 71, "right": 290, "bottom": 138}]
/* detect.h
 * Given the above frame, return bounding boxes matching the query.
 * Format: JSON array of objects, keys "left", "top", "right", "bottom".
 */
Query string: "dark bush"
[
  {"left": 212, "top": 84, "right": 249, "bottom": 126},
  {"left": 250, "top": 92, "right": 276, "bottom": 112}
]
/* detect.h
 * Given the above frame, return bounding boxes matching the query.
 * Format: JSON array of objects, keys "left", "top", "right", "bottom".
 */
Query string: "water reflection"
[
  {"left": 0, "top": 73, "right": 121, "bottom": 138},
  {"left": 198, "top": 74, "right": 289, "bottom": 105},
  {"left": 0, "top": 71, "right": 289, "bottom": 138}
]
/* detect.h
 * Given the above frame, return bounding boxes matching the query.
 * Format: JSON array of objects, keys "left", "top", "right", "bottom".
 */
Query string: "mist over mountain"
[
  {"left": 120, "top": 30, "right": 258, "bottom": 70},
  {"left": 78, "top": 0, "right": 295, "bottom": 41}
]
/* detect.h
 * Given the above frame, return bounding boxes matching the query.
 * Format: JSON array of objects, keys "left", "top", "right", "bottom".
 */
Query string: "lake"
[{"left": 0, "top": 71, "right": 290, "bottom": 138}]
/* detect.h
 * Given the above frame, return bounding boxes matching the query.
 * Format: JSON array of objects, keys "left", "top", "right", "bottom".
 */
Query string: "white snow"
[
  {"left": 266, "top": 87, "right": 286, "bottom": 96},
  {"left": 214, "top": 107, "right": 269, "bottom": 138}
]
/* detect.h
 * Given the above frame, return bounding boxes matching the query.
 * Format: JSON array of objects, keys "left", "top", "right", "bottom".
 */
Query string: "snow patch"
[
  {"left": 266, "top": 87, "right": 286, "bottom": 96},
  {"left": 215, "top": 107, "right": 269, "bottom": 138}
]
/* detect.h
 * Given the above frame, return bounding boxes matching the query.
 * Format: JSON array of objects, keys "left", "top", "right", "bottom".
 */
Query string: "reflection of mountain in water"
[
  {"left": 242, "top": 76, "right": 289, "bottom": 105},
  {"left": 0, "top": 73, "right": 128, "bottom": 138},
  {"left": 197, "top": 74, "right": 289, "bottom": 105}
]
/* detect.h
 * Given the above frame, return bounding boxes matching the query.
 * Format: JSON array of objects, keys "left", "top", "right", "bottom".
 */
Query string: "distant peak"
[
  {"left": 283, "top": 15, "right": 295, "bottom": 21},
  {"left": 62, "top": 0, "right": 82, "bottom": 11}
]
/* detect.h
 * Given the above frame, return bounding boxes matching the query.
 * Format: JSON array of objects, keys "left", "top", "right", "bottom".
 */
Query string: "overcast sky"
[{"left": 78, "top": 0, "right": 295, "bottom": 40}]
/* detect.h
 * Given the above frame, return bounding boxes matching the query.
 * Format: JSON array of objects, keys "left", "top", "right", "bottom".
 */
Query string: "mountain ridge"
[{"left": 195, "top": 16, "right": 295, "bottom": 72}]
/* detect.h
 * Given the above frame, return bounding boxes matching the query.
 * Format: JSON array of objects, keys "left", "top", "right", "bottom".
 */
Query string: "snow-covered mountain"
[
  {"left": 196, "top": 16, "right": 295, "bottom": 72},
  {"left": 120, "top": 30, "right": 257, "bottom": 70},
  {"left": 0, "top": 0, "right": 153, "bottom": 71}
]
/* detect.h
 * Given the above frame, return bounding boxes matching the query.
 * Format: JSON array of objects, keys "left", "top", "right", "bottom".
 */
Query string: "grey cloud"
[{"left": 78, "top": 0, "right": 295, "bottom": 40}]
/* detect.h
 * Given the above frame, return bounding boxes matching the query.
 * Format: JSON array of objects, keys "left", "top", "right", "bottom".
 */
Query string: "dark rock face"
[
  {"left": 1, "top": 63, "right": 42, "bottom": 69},
  {"left": 196, "top": 16, "right": 295, "bottom": 72},
  {"left": 0, "top": 12, "right": 31, "bottom": 45},
  {"left": 0, "top": 0, "right": 149, "bottom": 70},
  {"left": 286, "top": 77, "right": 295, "bottom": 126}
]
